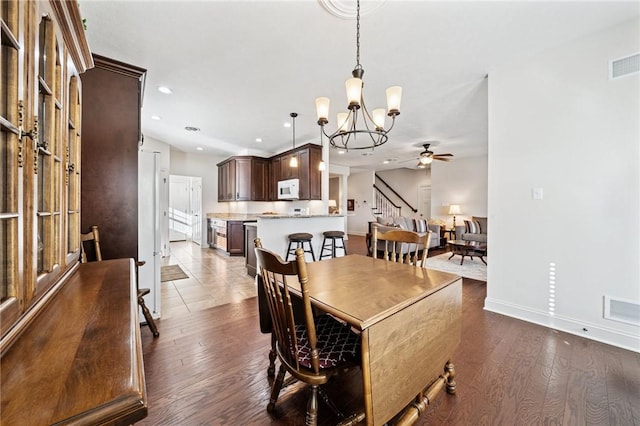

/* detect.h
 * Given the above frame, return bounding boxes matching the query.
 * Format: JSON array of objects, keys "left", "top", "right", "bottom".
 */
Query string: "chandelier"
[{"left": 315, "top": 0, "right": 402, "bottom": 151}]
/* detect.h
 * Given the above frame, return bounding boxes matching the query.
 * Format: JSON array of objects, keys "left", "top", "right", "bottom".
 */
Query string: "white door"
[
  {"left": 191, "top": 178, "right": 203, "bottom": 245},
  {"left": 159, "top": 169, "right": 170, "bottom": 257},
  {"left": 138, "top": 150, "right": 161, "bottom": 318},
  {"left": 169, "top": 175, "right": 191, "bottom": 241},
  {"left": 418, "top": 185, "right": 432, "bottom": 218}
]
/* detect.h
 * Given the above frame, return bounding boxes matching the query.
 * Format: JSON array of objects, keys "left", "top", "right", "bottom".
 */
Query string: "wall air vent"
[
  {"left": 610, "top": 53, "right": 640, "bottom": 79},
  {"left": 604, "top": 296, "right": 640, "bottom": 326}
]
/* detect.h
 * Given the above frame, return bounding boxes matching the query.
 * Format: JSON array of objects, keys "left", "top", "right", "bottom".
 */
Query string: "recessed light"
[
  {"left": 338, "top": 150, "right": 345, "bottom": 154},
  {"left": 383, "top": 160, "right": 389, "bottom": 164},
  {"left": 184, "top": 126, "right": 200, "bottom": 132},
  {"left": 157, "top": 86, "right": 173, "bottom": 94},
  {"left": 151, "top": 115, "right": 161, "bottom": 121},
  {"left": 255, "top": 138, "right": 262, "bottom": 143},
  {"left": 283, "top": 122, "right": 291, "bottom": 128},
  {"left": 196, "top": 147, "right": 204, "bottom": 151}
]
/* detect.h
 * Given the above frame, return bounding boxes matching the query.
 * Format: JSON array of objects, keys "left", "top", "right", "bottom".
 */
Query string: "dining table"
[{"left": 285, "top": 254, "right": 463, "bottom": 425}]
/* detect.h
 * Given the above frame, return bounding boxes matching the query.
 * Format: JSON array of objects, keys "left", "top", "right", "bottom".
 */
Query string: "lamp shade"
[
  {"left": 337, "top": 112, "right": 350, "bottom": 132},
  {"left": 448, "top": 204, "right": 461, "bottom": 215},
  {"left": 386, "top": 86, "right": 402, "bottom": 114},
  {"left": 328, "top": 199, "right": 337, "bottom": 208},
  {"left": 372, "top": 108, "right": 386, "bottom": 130},
  {"left": 345, "top": 77, "right": 363, "bottom": 108},
  {"left": 315, "top": 97, "right": 330, "bottom": 122}
]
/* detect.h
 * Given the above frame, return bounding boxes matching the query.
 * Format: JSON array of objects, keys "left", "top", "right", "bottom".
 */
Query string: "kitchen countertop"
[
  {"left": 206, "top": 213, "right": 260, "bottom": 221},
  {"left": 207, "top": 213, "right": 344, "bottom": 220},
  {"left": 257, "top": 214, "right": 344, "bottom": 219}
]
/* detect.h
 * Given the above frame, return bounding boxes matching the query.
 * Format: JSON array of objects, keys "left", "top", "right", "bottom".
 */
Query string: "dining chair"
[
  {"left": 371, "top": 222, "right": 432, "bottom": 267},
  {"left": 80, "top": 226, "right": 159, "bottom": 337},
  {"left": 254, "top": 238, "right": 361, "bottom": 425}
]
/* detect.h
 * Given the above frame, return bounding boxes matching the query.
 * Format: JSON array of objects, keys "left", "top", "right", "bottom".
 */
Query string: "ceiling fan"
[{"left": 401, "top": 143, "right": 454, "bottom": 168}]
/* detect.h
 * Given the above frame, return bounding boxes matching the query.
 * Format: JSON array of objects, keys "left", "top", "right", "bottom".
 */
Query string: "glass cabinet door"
[{"left": 1, "top": 0, "right": 22, "bottom": 325}]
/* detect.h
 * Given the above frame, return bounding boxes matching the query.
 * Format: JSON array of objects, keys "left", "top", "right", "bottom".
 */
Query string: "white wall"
[
  {"left": 346, "top": 171, "right": 375, "bottom": 235},
  {"left": 431, "top": 155, "right": 488, "bottom": 228},
  {"left": 486, "top": 19, "right": 640, "bottom": 351},
  {"left": 140, "top": 136, "right": 171, "bottom": 256}
]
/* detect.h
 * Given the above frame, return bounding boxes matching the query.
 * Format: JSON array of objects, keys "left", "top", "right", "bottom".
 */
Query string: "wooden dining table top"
[{"left": 294, "top": 254, "right": 461, "bottom": 330}]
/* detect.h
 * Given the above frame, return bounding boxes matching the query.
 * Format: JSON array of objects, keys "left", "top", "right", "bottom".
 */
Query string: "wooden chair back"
[
  {"left": 80, "top": 225, "right": 102, "bottom": 263},
  {"left": 371, "top": 223, "right": 431, "bottom": 267},
  {"left": 254, "top": 238, "right": 321, "bottom": 374}
]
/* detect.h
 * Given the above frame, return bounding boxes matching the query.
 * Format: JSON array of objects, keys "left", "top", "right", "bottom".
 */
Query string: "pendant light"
[{"left": 289, "top": 112, "right": 298, "bottom": 168}]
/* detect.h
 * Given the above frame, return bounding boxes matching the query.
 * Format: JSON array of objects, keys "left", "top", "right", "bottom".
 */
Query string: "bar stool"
[
  {"left": 286, "top": 233, "right": 316, "bottom": 261},
  {"left": 319, "top": 230, "right": 347, "bottom": 260}
]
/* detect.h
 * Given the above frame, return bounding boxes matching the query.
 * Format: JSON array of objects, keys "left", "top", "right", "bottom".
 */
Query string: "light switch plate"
[{"left": 532, "top": 187, "right": 544, "bottom": 200}]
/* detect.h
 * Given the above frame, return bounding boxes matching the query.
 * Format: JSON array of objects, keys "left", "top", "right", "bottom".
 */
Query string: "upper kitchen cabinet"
[
  {"left": 217, "top": 156, "right": 268, "bottom": 201},
  {"left": 270, "top": 143, "right": 322, "bottom": 201},
  {"left": 1, "top": 0, "right": 93, "bottom": 336}
]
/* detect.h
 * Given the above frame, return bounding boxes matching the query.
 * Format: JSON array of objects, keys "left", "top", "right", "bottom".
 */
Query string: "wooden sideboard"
[{"left": 0, "top": 259, "right": 147, "bottom": 425}]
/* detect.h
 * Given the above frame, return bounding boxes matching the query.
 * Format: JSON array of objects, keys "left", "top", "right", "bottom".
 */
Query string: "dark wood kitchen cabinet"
[
  {"left": 217, "top": 144, "right": 322, "bottom": 202},
  {"left": 217, "top": 156, "right": 268, "bottom": 201},
  {"left": 269, "top": 144, "right": 322, "bottom": 201},
  {"left": 227, "top": 221, "right": 245, "bottom": 256},
  {"left": 251, "top": 158, "right": 269, "bottom": 201}
]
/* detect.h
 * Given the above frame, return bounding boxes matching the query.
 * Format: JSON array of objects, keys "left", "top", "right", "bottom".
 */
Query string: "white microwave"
[{"left": 278, "top": 178, "right": 299, "bottom": 200}]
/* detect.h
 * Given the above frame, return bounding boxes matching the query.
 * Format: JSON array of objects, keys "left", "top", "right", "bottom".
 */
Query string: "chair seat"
[
  {"left": 289, "top": 232, "right": 313, "bottom": 241},
  {"left": 322, "top": 231, "right": 344, "bottom": 238},
  {"left": 295, "top": 314, "right": 360, "bottom": 369}
]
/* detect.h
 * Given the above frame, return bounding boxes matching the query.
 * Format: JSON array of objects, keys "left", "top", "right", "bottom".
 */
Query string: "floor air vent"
[
  {"left": 604, "top": 296, "right": 640, "bottom": 326},
  {"left": 610, "top": 53, "right": 640, "bottom": 79}
]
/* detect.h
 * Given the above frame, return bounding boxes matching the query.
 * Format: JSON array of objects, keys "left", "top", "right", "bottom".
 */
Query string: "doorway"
[
  {"left": 418, "top": 184, "right": 432, "bottom": 218},
  {"left": 169, "top": 175, "right": 203, "bottom": 245}
]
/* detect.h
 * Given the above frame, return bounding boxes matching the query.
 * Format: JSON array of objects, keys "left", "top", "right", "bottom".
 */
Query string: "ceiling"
[{"left": 78, "top": 1, "right": 638, "bottom": 171}]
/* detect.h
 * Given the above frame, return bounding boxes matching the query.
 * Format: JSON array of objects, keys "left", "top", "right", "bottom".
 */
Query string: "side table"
[{"left": 443, "top": 229, "right": 456, "bottom": 242}]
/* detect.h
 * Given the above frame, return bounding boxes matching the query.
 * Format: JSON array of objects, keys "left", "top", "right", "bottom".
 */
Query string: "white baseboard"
[{"left": 484, "top": 298, "right": 640, "bottom": 353}]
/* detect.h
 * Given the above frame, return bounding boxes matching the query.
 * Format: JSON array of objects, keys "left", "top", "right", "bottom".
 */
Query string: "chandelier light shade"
[{"left": 316, "top": 0, "right": 402, "bottom": 151}]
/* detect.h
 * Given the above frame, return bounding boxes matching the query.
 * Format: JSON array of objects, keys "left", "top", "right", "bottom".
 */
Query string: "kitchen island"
[{"left": 256, "top": 214, "right": 346, "bottom": 262}]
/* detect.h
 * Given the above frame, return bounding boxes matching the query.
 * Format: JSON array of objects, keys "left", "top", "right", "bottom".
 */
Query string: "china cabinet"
[{"left": 1, "top": 0, "right": 92, "bottom": 337}]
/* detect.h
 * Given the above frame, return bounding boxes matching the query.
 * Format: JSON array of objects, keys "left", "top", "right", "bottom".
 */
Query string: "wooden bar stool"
[
  {"left": 285, "top": 233, "right": 315, "bottom": 261},
  {"left": 319, "top": 230, "right": 347, "bottom": 260}
]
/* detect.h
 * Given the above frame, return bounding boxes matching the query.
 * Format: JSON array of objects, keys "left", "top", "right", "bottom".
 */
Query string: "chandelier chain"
[{"left": 355, "top": 0, "right": 361, "bottom": 68}]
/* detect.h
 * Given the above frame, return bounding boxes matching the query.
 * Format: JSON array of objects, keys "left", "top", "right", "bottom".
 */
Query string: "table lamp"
[
  {"left": 328, "top": 199, "right": 337, "bottom": 214},
  {"left": 448, "top": 204, "right": 461, "bottom": 229}
]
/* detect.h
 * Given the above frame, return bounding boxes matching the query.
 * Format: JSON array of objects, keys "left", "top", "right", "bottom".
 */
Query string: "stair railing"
[
  {"left": 373, "top": 185, "right": 401, "bottom": 217},
  {"left": 375, "top": 174, "right": 418, "bottom": 214}
]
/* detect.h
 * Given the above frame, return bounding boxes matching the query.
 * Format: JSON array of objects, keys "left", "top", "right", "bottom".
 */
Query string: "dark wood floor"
[{"left": 139, "top": 235, "right": 640, "bottom": 425}]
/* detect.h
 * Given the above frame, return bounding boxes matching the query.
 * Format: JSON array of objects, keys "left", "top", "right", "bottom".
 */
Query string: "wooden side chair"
[
  {"left": 371, "top": 223, "right": 432, "bottom": 267},
  {"left": 254, "top": 238, "right": 361, "bottom": 425},
  {"left": 80, "top": 225, "right": 159, "bottom": 337}
]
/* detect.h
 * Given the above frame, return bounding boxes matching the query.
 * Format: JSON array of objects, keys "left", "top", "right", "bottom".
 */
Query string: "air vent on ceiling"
[{"left": 610, "top": 53, "right": 640, "bottom": 79}]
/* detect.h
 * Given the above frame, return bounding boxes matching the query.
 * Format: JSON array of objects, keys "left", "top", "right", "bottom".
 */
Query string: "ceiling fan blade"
[
  {"left": 433, "top": 157, "right": 451, "bottom": 162},
  {"left": 433, "top": 153, "right": 453, "bottom": 157},
  {"left": 398, "top": 157, "right": 419, "bottom": 164}
]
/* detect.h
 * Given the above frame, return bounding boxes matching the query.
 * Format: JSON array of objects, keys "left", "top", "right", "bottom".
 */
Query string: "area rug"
[
  {"left": 160, "top": 264, "right": 189, "bottom": 282},
  {"left": 424, "top": 252, "right": 487, "bottom": 281}
]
